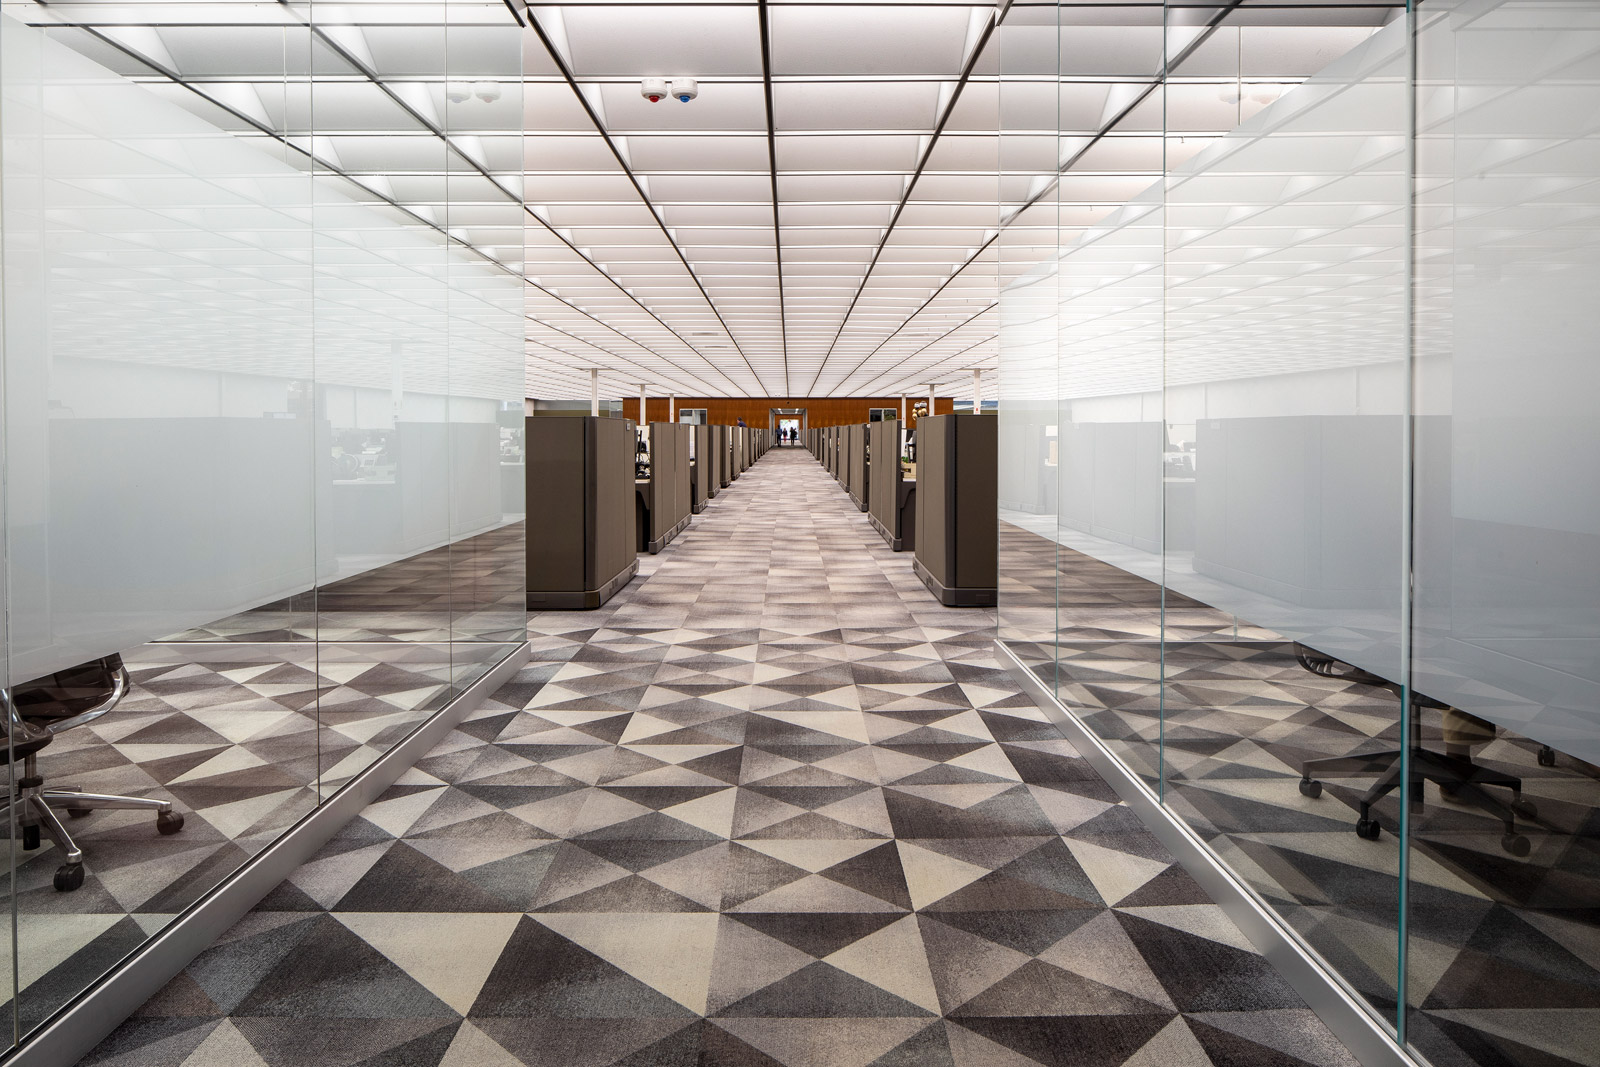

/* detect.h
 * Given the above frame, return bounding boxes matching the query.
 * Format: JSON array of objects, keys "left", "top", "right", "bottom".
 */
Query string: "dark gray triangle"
[
  {"left": 535, "top": 874, "right": 710, "bottom": 913},
  {"left": 471, "top": 916, "right": 697, "bottom": 1018},
  {"left": 349, "top": 1022, "right": 462, "bottom": 1066},
  {"left": 233, "top": 915, "right": 455, "bottom": 1019},
  {"left": 1114, "top": 913, "right": 1304, "bottom": 1012},
  {"left": 608, "top": 1020, "right": 704, "bottom": 1067},
  {"left": 700, "top": 1024, "right": 787, "bottom": 1067},
  {"left": 576, "top": 838, "right": 720, "bottom": 874},
  {"left": 927, "top": 907, "right": 1099, "bottom": 956},
  {"left": 950, "top": 959, "right": 1170, "bottom": 1017},
  {"left": 334, "top": 843, "right": 517, "bottom": 912},
  {"left": 868, "top": 1022, "right": 956, "bottom": 1067},
  {"left": 577, "top": 812, "right": 724, "bottom": 842},
  {"left": 952, "top": 1016, "right": 1172, "bottom": 1067},
  {"left": 728, "top": 912, "right": 904, "bottom": 958},
  {"left": 819, "top": 841, "right": 912, "bottom": 909},
  {"left": 713, "top": 961, "right": 934, "bottom": 1018},
  {"left": 1187, "top": 1018, "right": 1330, "bottom": 1067},
  {"left": 187, "top": 915, "right": 323, "bottom": 1013},
  {"left": 1112, "top": 865, "right": 1213, "bottom": 908}
]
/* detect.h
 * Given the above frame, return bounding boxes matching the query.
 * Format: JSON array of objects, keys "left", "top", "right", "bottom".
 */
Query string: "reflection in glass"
[
  {"left": 0, "top": 13, "right": 320, "bottom": 1035},
  {"left": 1408, "top": 1, "right": 1600, "bottom": 1062},
  {"left": 0, "top": 0, "right": 526, "bottom": 1047},
  {"left": 999, "top": 0, "right": 1600, "bottom": 1061}
]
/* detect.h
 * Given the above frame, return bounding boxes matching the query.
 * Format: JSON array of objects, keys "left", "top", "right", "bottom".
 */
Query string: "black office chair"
[
  {"left": 5, "top": 654, "right": 185, "bottom": 891},
  {"left": 1294, "top": 642, "right": 1536, "bottom": 856}
]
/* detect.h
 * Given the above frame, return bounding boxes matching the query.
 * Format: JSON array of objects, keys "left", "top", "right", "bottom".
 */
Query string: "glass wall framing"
[
  {"left": 996, "top": 2, "right": 1600, "bottom": 1065},
  {"left": 0, "top": 0, "right": 526, "bottom": 1048}
]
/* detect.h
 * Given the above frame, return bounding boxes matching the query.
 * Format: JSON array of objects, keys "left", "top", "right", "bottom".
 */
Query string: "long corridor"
[{"left": 86, "top": 450, "right": 1358, "bottom": 1067}]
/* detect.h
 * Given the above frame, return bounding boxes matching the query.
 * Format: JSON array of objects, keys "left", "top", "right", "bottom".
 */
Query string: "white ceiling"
[{"left": 9, "top": 0, "right": 1395, "bottom": 401}]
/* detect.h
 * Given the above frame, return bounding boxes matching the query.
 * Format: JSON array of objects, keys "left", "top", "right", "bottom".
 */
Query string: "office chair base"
[
  {"left": 16, "top": 784, "right": 186, "bottom": 891},
  {"left": 1302, "top": 746, "right": 1533, "bottom": 855}
]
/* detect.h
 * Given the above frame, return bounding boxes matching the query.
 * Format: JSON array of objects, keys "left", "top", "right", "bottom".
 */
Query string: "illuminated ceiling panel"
[{"left": 10, "top": 0, "right": 1397, "bottom": 400}]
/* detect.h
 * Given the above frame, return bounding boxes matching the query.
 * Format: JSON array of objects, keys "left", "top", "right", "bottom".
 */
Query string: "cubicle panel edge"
[
  {"left": 593, "top": 418, "right": 639, "bottom": 606},
  {"left": 525, "top": 415, "right": 638, "bottom": 610},
  {"left": 525, "top": 416, "right": 587, "bottom": 596},
  {"left": 868, "top": 420, "right": 907, "bottom": 550},
  {"left": 912, "top": 414, "right": 995, "bottom": 607},
  {"left": 953, "top": 414, "right": 997, "bottom": 594},
  {"left": 847, "top": 424, "right": 869, "bottom": 512},
  {"left": 692, "top": 424, "right": 710, "bottom": 511}
]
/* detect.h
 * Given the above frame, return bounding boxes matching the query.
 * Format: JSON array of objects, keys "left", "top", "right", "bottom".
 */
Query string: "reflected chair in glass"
[
  {"left": 5, "top": 654, "right": 186, "bottom": 891},
  {"left": 1293, "top": 643, "right": 1536, "bottom": 855}
]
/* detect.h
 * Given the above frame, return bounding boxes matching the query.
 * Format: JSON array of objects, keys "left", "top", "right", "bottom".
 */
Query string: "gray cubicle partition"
[
  {"left": 692, "top": 424, "right": 712, "bottom": 511},
  {"left": 637, "top": 422, "right": 692, "bottom": 554},
  {"left": 526, "top": 415, "right": 638, "bottom": 609},
  {"left": 913, "top": 414, "right": 996, "bottom": 607},
  {"left": 714, "top": 425, "right": 731, "bottom": 488},
  {"left": 868, "top": 420, "right": 915, "bottom": 550},
  {"left": 845, "top": 424, "right": 869, "bottom": 511}
]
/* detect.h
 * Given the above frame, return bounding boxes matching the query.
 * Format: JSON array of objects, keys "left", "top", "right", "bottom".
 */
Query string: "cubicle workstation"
[
  {"left": 713, "top": 425, "right": 732, "bottom": 488},
  {"left": 691, "top": 424, "right": 712, "bottom": 511},
  {"left": 912, "top": 414, "right": 997, "bottom": 607},
  {"left": 844, "top": 424, "right": 870, "bottom": 511},
  {"left": 868, "top": 419, "right": 915, "bottom": 551},
  {"left": 528, "top": 415, "right": 639, "bottom": 608},
  {"left": 636, "top": 422, "right": 693, "bottom": 553}
]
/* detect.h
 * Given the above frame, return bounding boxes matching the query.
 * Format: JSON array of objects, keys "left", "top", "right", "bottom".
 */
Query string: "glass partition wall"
[
  {"left": 996, "top": 2, "right": 1600, "bottom": 1066},
  {"left": 0, "top": 0, "right": 525, "bottom": 1050}
]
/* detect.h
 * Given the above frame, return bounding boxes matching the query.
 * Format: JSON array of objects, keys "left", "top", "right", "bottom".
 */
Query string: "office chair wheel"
[
  {"left": 156, "top": 811, "right": 185, "bottom": 836},
  {"left": 53, "top": 864, "right": 84, "bottom": 893},
  {"left": 1439, "top": 781, "right": 1460, "bottom": 799},
  {"left": 1298, "top": 779, "right": 1322, "bottom": 799},
  {"left": 1538, "top": 746, "right": 1557, "bottom": 767},
  {"left": 1355, "top": 818, "right": 1382, "bottom": 841},
  {"left": 22, "top": 824, "right": 40, "bottom": 851},
  {"left": 1512, "top": 800, "right": 1538, "bottom": 820},
  {"left": 67, "top": 808, "right": 91, "bottom": 819},
  {"left": 1501, "top": 833, "right": 1530, "bottom": 857}
]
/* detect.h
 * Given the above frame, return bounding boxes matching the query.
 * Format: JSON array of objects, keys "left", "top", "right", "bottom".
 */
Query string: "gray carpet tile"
[{"left": 84, "top": 448, "right": 1360, "bottom": 1067}]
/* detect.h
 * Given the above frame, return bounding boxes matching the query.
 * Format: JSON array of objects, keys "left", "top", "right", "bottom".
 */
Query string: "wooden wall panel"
[{"left": 625, "top": 396, "right": 955, "bottom": 428}]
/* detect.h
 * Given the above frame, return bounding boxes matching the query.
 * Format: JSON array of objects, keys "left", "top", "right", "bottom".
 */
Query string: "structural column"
[
  {"left": 639, "top": 384, "right": 647, "bottom": 426},
  {"left": 927, "top": 383, "right": 936, "bottom": 419},
  {"left": 972, "top": 368, "right": 982, "bottom": 413},
  {"left": 590, "top": 368, "right": 599, "bottom": 417},
  {"left": 669, "top": 394, "right": 675, "bottom": 422},
  {"left": 900, "top": 393, "right": 906, "bottom": 423}
]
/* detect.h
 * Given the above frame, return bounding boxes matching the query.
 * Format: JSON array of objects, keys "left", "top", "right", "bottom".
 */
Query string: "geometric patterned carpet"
[
  {"left": 4, "top": 518, "right": 528, "bottom": 1038},
  {"left": 83, "top": 448, "right": 1360, "bottom": 1067},
  {"left": 998, "top": 523, "right": 1600, "bottom": 1067}
]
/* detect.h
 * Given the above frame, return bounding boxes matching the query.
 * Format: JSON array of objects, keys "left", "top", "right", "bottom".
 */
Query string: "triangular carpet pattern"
[{"left": 84, "top": 451, "right": 1358, "bottom": 1067}]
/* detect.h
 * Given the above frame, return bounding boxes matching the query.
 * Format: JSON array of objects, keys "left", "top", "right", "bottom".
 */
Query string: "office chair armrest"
[{"left": 43, "top": 663, "right": 129, "bottom": 736}]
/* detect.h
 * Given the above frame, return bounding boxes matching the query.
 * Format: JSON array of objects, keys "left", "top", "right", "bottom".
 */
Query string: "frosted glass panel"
[
  {"left": 1, "top": 17, "right": 317, "bottom": 682},
  {"left": 1414, "top": 0, "right": 1600, "bottom": 765},
  {"left": 1161, "top": 18, "right": 1411, "bottom": 1024},
  {"left": 1409, "top": 2, "right": 1600, "bottom": 1063},
  {"left": 995, "top": 11, "right": 1060, "bottom": 684},
  {"left": 0, "top": 12, "right": 321, "bottom": 1038},
  {"left": 0, "top": 4, "right": 525, "bottom": 1047}
]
